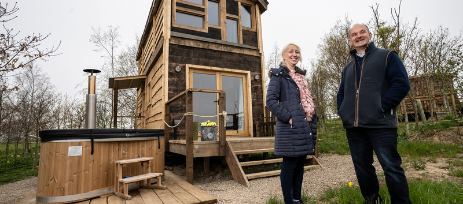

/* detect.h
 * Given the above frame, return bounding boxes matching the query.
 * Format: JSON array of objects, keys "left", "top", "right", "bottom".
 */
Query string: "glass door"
[
  {"left": 190, "top": 69, "right": 249, "bottom": 136},
  {"left": 192, "top": 72, "right": 218, "bottom": 126}
]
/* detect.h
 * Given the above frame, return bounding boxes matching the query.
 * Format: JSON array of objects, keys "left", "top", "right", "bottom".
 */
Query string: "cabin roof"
[{"left": 136, "top": 0, "right": 269, "bottom": 61}]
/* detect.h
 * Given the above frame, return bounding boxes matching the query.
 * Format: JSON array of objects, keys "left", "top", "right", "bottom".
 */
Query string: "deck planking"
[{"left": 22, "top": 170, "right": 216, "bottom": 204}]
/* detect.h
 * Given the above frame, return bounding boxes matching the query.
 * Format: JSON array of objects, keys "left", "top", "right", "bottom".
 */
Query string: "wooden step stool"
[{"left": 114, "top": 157, "right": 166, "bottom": 199}]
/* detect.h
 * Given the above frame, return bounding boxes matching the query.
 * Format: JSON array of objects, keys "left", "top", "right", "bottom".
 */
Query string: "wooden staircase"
[{"left": 225, "top": 139, "right": 321, "bottom": 187}]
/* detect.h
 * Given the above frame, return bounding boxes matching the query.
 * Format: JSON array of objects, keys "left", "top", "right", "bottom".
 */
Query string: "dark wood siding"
[
  {"left": 242, "top": 29, "right": 258, "bottom": 47},
  {"left": 171, "top": 27, "right": 222, "bottom": 40},
  {"left": 168, "top": 44, "right": 264, "bottom": 138},
  {"left": 226, "top": 0, "right": 239, "bottom": 16}
]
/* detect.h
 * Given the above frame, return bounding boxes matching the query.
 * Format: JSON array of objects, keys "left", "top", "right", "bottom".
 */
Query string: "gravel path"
[
  {"left": 177, "top": 155, "right": 384, "bottom": 204},
  {"left": 2, "top": 155, "right": 384, "bottom": 204},
  {"left": 0, "top": 177, "right": 37, "bottom": 204}
]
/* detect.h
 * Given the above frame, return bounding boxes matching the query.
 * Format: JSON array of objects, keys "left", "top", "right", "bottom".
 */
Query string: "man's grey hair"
[{"left": 347, "top": 23, "right": 371, "bottom": 38}]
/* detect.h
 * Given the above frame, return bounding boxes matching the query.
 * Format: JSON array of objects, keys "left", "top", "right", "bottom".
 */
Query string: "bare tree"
[
  {"left": 89, "top": 26, "right": 120, "bottom": 128},
  {"left": 0, "top": 2, "right": 60, "bottom": 75},
  {"left": 312, "top": 18, "right": 352, "bottom": 118}
]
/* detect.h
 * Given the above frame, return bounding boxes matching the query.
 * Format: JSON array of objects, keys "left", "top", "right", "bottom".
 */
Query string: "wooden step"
[
  {"left": 234, "top": 148, "right": 274, "bottom": 154},
  {"left": 116, "top": 157, "right": 153, "bottom": 165},
  {"left": 240, "top": 158, "right": 283, "bottom": 167},
  {"left": 246, "top": 165, "right": 319, "bottom": 180},
  {"left": 119, "top": 173, "right": 162, "bottom": 184}
]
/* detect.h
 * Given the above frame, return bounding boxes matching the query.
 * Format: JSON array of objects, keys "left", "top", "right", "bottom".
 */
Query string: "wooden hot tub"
[{"left": 36, "top": 129, "right": 164, "bottom": 203}]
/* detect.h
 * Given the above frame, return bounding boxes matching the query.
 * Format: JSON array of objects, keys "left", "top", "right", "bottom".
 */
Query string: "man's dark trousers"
[{"left": 346, "top": 127, "right": 411, "bottom": 204}]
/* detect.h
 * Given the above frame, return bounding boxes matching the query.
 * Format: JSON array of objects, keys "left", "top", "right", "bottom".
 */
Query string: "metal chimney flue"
[{"left": 84, "top": 69, "right": 101, "bottom": 129}]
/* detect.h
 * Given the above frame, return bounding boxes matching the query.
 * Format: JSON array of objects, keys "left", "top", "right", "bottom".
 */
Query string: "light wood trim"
[
  {"left": 225, "top": 141, "right": 249, "bottom": 186},
  {"left": 163, "top": 0, "right": 171, "bottom": 130},
  {"left": 176, "top": 7, "right": 205, "bottom": 16},
  {"left": 220, "top": 0, "right": 226, "bottom": 40},
  {"left": 237, "top": 2, "right": 243, "bottom": 44},
  {"left": 256, "top": 5, "right": 266, "bottom": 118},
  {"left": 226, "top": 14, "right": 239, "bottom": 20}
]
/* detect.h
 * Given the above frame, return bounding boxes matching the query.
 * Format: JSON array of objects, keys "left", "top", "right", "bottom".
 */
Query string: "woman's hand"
[{"left": 289, "top": 118, "right": 292, "bottom": 125}]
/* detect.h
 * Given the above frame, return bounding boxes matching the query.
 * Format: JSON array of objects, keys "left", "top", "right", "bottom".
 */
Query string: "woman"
[{"left": 266, "top": 43, "right": 318, "bottom": 204}]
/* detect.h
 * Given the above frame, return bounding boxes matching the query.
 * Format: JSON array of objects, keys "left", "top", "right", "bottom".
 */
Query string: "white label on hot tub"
[{"left": 68, "top": 146, "right": 83, "bottom": 156}]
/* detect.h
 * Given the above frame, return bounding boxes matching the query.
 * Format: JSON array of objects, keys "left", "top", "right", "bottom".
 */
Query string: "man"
[{"left": 337, "top": 24, "right": 411, "bottom": 204}]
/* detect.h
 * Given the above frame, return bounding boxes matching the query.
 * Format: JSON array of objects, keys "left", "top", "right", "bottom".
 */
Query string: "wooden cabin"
[
  {"left": 109, "top": 0, "right": 320, "bottom": 186},
  {"left": 402, "top": 74, "right": 461, "bottom": 119},
  {"left": 131, "top": 0, "right": 268, "bottom": 135}
]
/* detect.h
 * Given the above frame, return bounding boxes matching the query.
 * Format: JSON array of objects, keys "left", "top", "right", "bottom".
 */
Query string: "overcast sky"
[{"left": 4, "top": 0, "right": 463, "bottom": 97}]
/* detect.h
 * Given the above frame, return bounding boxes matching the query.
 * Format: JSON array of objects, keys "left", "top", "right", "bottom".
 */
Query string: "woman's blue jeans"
[
  {"left": 346, "top": 127, "right": 411, "bottom": 204},
  {"left": 280, "top": 155, "right": 306, "bottom": 204}
]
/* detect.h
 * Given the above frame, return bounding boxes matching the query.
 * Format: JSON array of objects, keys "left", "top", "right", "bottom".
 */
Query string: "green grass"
[
  {"left": 448, "top": 158, "right": 463, "bottom": 177},
  {"left": 264, "top": 118, "right": 463, "bottom": 203},
  {"left": 266, "top": 179, "right": 463, "bottom": 204},
  {"left": 0, "top": 143, "right": 40, "bottom": 185},
  {"left": 317, "top": 120, "right": 350, "bottom": 155}
]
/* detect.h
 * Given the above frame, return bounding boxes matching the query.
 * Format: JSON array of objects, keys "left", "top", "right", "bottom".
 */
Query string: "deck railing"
[{"left": 164, "top": 88, "right": 226, "bottom": 183}]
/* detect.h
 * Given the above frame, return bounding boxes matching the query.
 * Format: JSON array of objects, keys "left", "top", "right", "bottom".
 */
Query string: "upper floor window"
[
  {"left": 176, "top": 12, "right": 204, "bottom": 29},
  {"left": 208, "top": 1, "right": 219, "bottom": 26},
  {"left": 241, "top": 5, "right": 251, "bottom": 28}
]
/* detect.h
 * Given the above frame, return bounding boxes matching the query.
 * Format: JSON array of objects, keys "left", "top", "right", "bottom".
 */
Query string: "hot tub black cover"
[{"left": 39, "top": 129, "right": 164, "bottom": 142}]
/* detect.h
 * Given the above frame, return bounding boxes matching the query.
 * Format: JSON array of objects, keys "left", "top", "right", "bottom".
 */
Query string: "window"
[
  {"left": 208, "top": 1, "right": 219, "bottom": 26},
  {"left": 173, "top": 0, "right": 207, "bottom": 32},
  {"left": 182, "top": 0, "right": 203, "bottom": 5},
  {"left": 226, "top": 19, "right": 238, "bottom": 43},
  {"left": 176, "top": 12, "right": 204, "bottom": 29},
  {"left": 241, "top": 5, "right": 251, "bottom": 28}
]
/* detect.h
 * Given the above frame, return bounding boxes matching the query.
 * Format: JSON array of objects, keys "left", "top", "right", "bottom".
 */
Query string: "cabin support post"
[
  {"left": 219, "top": 91, "right": 226, "bottom": 156},
  {"left": 185, "top": 90, "right": 194, "bottom": 183}
]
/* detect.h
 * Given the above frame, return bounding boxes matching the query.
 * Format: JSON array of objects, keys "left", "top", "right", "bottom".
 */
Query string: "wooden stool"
[{"left": 114, "top": 157, "right": 166, "bottom": 199}]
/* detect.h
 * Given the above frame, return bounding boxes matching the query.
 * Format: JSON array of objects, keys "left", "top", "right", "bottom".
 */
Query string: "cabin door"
[{"left": 189, "top": 69, "right": 250, "bottom": 136}]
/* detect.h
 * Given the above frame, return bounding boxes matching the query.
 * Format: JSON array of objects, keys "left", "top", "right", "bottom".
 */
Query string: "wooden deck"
[{"left": 21, "top": 171, "right": 217, "bottom": 204}]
